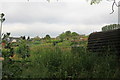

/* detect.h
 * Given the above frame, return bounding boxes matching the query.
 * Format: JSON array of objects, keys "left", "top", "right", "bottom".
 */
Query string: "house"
[
  {"left": 2, "top": 42, "right": 6, "bottom": 48},
  {"left": 0, "top": 57, "right": 4, "bottom": 60},
  {"left": 9, "top": 37, "right": 21, "bottom": 43}
]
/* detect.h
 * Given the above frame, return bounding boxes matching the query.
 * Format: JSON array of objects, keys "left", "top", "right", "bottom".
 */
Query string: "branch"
[
  {"left": 110, "top": 0, "right": 115, "bottom": 14},
  {"left": 110, "top": 0, "right": 120, "bottom": 14}
]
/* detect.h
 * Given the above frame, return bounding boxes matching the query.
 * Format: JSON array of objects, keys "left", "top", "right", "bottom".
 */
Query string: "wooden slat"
[{"left": 87, "top": 29, "right": 120, "bottom": 54}]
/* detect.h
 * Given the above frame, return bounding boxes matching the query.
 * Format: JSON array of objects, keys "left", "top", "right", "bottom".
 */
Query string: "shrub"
[{"left": 2, "top": 44, "right": 120, "bottom": 78}]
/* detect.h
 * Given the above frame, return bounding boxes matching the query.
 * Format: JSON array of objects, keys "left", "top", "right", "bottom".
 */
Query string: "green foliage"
[
  {"left": 33, "top": 36, "right": 41, "bottom": 41},
  {"left": 44, "top": 34, "right": 51, "bottom": 40},
  {"left": 27, "top": 36, "right": 30, "bottom": 40},
  {"left": 2, "top": 49, "right": 11, "bottom": 57},
  {"left": 65, "top": 31, "right": 71, "bottom": 37},
  {"left": 102, "top": 24, "right": 120, "bottom": 31},
  {"left": 72, "top": 32, "right": 79, "bottom": 36},
  {"left": 33, "top": 41, "right": 41, "bottom": 44},
  {"left": 2, "top": 34, "right": 120, "bottom": 78},
  {"left": 2, "top": 32, "right": 14, "bottom": 58},
  {"left": 2, "top": 32, "right": 10, "bottom": 40},
  {"left": 90, "top": 0, "right": 102, "bottom": 5},
  {"left": 59, "top": 32, "right": 66, "bottom": 40},
  {"left": 3, "top": 59, "right": 22, "bottom": 78},
  {"left": 3, "top": 44, "right": 120, "bottom": 78},
  {"left": 16, "top": 40, "right": 30, "bottom": 58},
  {"left": 58, "top": 31, "right": 80, "bottom": 40},
  {"left": 56, "top": 41, "right": 71, "bottom": 46}
]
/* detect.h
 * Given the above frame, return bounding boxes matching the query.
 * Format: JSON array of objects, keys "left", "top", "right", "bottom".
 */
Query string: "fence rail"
[{"left": 88, "top": 29, "right": 120, "bottom": 54}]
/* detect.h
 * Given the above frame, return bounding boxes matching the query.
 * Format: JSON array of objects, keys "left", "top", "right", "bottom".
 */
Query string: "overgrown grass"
[{"left": 2, "top": 44, "right": 120, "bottom": 78}]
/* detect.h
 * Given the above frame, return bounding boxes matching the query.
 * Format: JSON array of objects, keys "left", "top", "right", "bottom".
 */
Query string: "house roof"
[{"left": 9, "top": 37, "right": 21, "bottom": 40}]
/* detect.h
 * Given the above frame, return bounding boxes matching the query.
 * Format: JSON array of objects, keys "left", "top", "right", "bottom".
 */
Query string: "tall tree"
[
  {"left": 72, "top": 32, "right": 79, "bottom": 36},
  {"left": 90, "top": 0, "right": 119, "bottom": 14},
  {"left": 33, "top": 36, "right": 40, "bottom": 41},
  {"left": 44, "top": 34, "right": 51, "bottom": 39},
  {"left": 27, "top": 36, "right": 30, "bottom": 40}
]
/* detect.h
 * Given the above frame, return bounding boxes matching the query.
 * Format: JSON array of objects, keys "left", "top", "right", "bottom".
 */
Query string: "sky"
[{"left": 0, "top": 0, "right": 118, "bottom": 38}]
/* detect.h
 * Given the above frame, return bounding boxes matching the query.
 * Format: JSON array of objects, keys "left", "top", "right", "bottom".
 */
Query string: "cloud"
[
  {"left": 0, "top": 0, "right": 118, "bottom": 37},
  {"left": 3, "top": 22, "right": 104, "bottom": 37}
]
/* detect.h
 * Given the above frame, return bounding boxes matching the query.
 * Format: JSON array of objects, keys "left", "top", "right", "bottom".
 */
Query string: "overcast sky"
[{"left": 0, "top": 0, "right": 118, "bottom": 38}]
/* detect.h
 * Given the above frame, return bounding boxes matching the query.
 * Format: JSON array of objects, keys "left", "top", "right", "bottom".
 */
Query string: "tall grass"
[
  {"left": 2, "top": 45, "right": 120, "bottom": 78},
  {"left": 20, "top": 45, "right": 119, "bottom": 78}
]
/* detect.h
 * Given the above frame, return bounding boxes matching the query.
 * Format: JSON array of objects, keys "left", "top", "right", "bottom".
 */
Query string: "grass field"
[{"left": 2, "top": 39, "right": 120, "bottom": 78}]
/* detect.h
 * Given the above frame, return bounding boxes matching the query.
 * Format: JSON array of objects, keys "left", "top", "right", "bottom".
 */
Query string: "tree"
[
  {"left": 90, "top": 0, "right": 119, "bottom": 14},
  {"left": 44, "top": 34, "right": 51, "bottom": 39},
  {"left": 2, "top": 32, "right": 11, "bottom": 47},
  {"left": 59, "top": 32, "right": 66, "bottom": 40},
  {"left": 45, "top": 0, "right": 119, "bottom": 14},
  {"left": 27, "top": 36, "right": 30, "bottom": 40},
  {"left": 66, "top": 31, "right": 71, "bottom": 37},
  {"left": 58, "top": 31, "right": 71, "bottom": 40},
  {"left": 102, "top": 24, "right": 119, "bottom": 31},
  {"left": 2, "top": 33, "right": 14, "bottom": 58},
  {"left": 21, "top": 36, "right": 26, "bottom": 40},
  {"left": 58, "top": 31, "right": 80, "bottom": 40},
  {"left": 3, "top": 33, "right": 10, "bottom": 40},
  {"left": 90, "top": 0, "right": 102, "bottom": 5},
  {"left": 17, "top": 40, "right": 30, "bottom": 58},
  {"left": 72, "top": 32, "right": 79, "bottom": 36},
  {"left": 33, "top": 36, "right": 40, "bottom": 41}
]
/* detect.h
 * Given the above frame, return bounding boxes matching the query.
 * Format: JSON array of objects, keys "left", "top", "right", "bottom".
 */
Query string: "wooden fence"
[{"left": 88, "top": 29, "right": 120, "bottom": 55}]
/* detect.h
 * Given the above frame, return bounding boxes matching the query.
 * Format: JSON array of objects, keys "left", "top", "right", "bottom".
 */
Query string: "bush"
[
  {"left": 16, "top": 40, "right": 30, "bottom": 58},
  {"left": 2, "top": 44, "right": 120, "bottom": 78}
]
